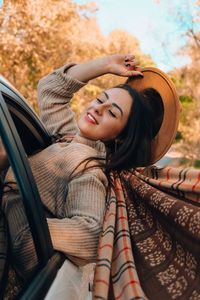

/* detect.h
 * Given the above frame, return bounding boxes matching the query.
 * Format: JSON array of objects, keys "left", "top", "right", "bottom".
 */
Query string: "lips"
[{"left": 86, "top": 112, "right": 98, "bottom": 124}]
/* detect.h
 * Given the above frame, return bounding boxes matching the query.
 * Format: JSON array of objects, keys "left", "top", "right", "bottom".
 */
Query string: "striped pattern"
[
  {"left": 126, "top": 168, "right": 200, "bottom": 299},
  {"left": 135, "top": 166, "right": 200, "bottom": 203},
  {"left": 93, "top": 195, "right": 116, "bottom": 299},
  {"left": 93, "top": 176, "right": 147, "bottom": 300},
  {"left": 93, "top": 166, "right": 200, "bottom": 299}
]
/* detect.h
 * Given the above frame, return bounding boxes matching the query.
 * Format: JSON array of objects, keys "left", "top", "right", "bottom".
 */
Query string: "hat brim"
[{"left": 127, "top": 67, "right": 181, "bottom": 165}]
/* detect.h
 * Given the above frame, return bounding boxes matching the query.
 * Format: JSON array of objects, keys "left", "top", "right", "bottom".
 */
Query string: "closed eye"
[
  {"left": 109, "top": 110, "right": 116, "bottom": 118},
  {"left": 96, "top": 98, "right": 103, "bottom": 103}
]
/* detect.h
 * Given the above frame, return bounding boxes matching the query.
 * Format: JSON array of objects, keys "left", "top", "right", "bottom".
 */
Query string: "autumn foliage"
[{"left": 0, "top": 0, "right": 154, "bottom": 112}]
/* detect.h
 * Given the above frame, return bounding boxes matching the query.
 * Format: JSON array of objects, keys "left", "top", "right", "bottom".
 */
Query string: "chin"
[
  {"left": 78, "top": 115, "right": 104, "bottom": 141},
  {"left": 78, "top": 124, "right": 96, "bottom": 141}
]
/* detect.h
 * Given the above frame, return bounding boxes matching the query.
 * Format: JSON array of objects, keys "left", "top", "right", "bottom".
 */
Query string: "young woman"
[{"left": 1, "top": 54, "right": 159, "bottom": 298}]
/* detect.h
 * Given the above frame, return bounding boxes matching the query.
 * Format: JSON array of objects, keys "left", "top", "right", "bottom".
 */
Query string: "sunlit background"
[
  {"left": 0, "top": 0, "right": 200, "bottom": 167},
  {"left": 75, "top": 0, "right": 198, "bottom": 71}
]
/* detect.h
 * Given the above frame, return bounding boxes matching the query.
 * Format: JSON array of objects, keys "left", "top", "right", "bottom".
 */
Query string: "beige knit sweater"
[{"left": 2, "top": 64, "right": 107, "bottom": 279}]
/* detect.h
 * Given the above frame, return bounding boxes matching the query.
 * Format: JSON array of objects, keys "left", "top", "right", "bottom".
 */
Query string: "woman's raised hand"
[
  {"left": 66, "top": 54, "right": 143, "bottom": 83},
  {"left": 107, "top": 54, "right": 143, "bottom": 77}
]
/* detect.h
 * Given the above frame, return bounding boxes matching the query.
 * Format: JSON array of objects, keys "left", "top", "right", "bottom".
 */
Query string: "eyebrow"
[{"left": 103, "top": 92, "right": 123, "bottom": 116}]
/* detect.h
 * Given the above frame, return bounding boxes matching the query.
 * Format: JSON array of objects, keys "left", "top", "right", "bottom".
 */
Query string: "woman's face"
[{"left": 78, "top": 87, "right": 132, "bottom": 142}]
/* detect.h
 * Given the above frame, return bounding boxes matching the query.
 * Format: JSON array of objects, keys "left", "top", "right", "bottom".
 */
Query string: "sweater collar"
[{"left": 72, "top": 131, "right": 106, "bottom": 157}]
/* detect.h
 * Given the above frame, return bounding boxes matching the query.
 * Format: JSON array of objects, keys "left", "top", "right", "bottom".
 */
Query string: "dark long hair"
[
  {"left": 70, "top": 84, "right": 163, "bottom": 186},
  {"left": 105, "top": 84, "right": 158, "bottom": 171}
]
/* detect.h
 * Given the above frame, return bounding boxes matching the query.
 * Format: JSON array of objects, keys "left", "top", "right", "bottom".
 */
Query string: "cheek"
[
  {"left": 102, "top": 121, "right": 125, "bottom": 141},
  {"left": 110, "top": 117, "right": 129, "bottom": 139},
  {"left": 77, "top": 112, "right": 87, "bottom": 130}
]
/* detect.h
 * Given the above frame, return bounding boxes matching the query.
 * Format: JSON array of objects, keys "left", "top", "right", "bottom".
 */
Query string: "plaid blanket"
[
  {"left": 93, "top": 166, "right": 200, "bottom": 300},
  {"left": 93, "top": 176, "right": 147, "bottom": 300}
]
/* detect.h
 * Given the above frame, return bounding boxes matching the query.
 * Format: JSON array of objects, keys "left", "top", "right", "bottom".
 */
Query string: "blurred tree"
[
  {"left": 0, "top": 0, "right": 97, "bottom": 110},
  {"left": 164, "top": 0, "right": 200, "bottom": 163},
  {"left": 107, "top": 30, "right": 155, "bottom": 67},
  {"left": 163, "top": 0, "right": 200, "bottom": 105},
  {"left": 0, "top": 0, "right": 156, "bottom": 116},
  {"left": 177, "top": 1, "right": 200, "bottom": 110}
]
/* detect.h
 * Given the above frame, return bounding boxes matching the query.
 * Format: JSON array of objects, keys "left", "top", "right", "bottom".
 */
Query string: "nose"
[{"left": 94, "top": 102, "right": 110, "bottom": 115}]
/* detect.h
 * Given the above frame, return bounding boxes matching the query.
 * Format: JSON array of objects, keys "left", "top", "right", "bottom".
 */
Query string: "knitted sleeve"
[
  {"left": 37, "top": 63, "right": 87, "bottom": 136},
  {"left": 47, "top": 170, "right": 107, "bottom": 264}
]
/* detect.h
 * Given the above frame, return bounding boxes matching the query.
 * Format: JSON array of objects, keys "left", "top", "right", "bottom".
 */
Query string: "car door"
[{"left": 0, "top": 78, "right": 65, "bottom": 300}]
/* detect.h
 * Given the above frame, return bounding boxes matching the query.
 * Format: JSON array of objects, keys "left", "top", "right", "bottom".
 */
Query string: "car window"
[{"left": 0, "top": 93, "right": 53, "bottom": 264}]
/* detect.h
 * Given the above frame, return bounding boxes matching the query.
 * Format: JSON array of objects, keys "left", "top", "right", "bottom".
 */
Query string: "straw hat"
[{"left": 127, "top": 67, "right": 182, "bottom": 165}]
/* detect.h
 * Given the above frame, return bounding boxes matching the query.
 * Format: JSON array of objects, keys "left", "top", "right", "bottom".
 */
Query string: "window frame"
[{"left": 0, "top": 82, "right": 65, "bottom": 299}]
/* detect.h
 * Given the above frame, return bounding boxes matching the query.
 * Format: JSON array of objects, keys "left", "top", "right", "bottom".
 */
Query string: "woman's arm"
[
  {"left": 38, "top": 55, "right": 142, "bottom": 136},
  {"left": 38, "top": 63, "right": 87, "bottom": 136},
  {"left": 67, "top": 54, "right": 143, "bottom": 82},
  {"left": 47, "top": 169, "right": 107, "bottom": 264}
]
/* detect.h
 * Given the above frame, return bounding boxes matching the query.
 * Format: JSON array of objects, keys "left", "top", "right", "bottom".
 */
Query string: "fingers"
[
  {"left": 135, "top": 66, "right": 144, "bottom": 71},
  {"left": 128, "top": 70, "right": 144, "bottom": 77},
  {"left": 110, "top": 54, "right": 144, "bottom": 77},
  {"left": 125, "top": 60, "right": 140, "bottom": 68},
  {"left": 124, "top": 54, "right": 135, "bottom": 61},
  {"left": 125, "top": 60, "right": 143, "bottom": 76}
]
